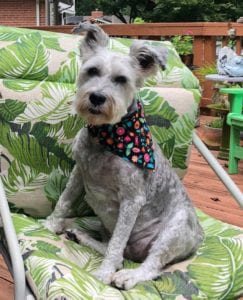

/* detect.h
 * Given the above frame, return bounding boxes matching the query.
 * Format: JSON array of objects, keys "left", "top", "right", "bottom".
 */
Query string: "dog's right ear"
[
  {"left": 72, "top": 22, "right": 109, "bottom": 60},
  {"left": 129, "top": 41, "right": 168, "bottom": 78}
]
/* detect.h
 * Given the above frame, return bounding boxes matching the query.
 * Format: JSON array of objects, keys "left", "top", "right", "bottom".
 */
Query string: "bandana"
[{"left": 88, "top": 100, "right": 155, "bottom": 170}]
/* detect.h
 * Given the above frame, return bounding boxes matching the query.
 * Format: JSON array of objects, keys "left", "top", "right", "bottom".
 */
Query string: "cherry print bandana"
[{"left": 88, "top": 100, "right": 155, "bottom": 170}]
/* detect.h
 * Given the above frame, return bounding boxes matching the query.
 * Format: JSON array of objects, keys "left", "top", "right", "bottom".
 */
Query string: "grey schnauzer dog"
[{"left": 44, "top": 23, "right": 204, "bottom": 290}]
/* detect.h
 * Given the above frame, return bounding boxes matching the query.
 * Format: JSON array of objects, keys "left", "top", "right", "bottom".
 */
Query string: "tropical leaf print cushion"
[
  {"left": 0, "top": 80, "right": 199, "bottom": 217},
  {"left": 0, "top": 25, "right": 242, "bottom": 300},
  {"left": 11, "top": 210, "right": 243, "bottom": 299}
]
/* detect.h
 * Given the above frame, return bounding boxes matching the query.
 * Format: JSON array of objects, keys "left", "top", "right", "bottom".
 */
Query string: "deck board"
[
  {"left": 0, "top": 117, "right": 243, "bottom": 298},
  {"left": 0, "top": 256, "right": 13, "bottom": 300}
]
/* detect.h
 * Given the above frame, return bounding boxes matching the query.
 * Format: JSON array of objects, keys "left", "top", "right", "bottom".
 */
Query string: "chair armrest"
[{"left": 0, "top": 178, "right": 26, "bottom": 300}]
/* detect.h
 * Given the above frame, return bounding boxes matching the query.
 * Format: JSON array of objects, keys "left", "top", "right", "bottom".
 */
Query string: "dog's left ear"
[
  {"left": 72, "top": 22, "right": 109, "bottom": 60},
  {"left": 130, "top": 41, "right": 168, "bottom": 77}
]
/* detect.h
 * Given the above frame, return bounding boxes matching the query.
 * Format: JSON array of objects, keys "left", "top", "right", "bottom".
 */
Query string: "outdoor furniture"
[
  {"left": 220, "top": 87, "right": 243, "bottom": 174},
  {"left": 0, "top": 26, "right": 243, "bottom": 300},
  {"left": 205, "top": 74, "right": 243, "bottom": 160}
]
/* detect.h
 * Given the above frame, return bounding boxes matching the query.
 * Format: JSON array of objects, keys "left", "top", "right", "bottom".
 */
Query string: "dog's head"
[{"left": 73, "top": 23, "right": 168, "bottom": 125}]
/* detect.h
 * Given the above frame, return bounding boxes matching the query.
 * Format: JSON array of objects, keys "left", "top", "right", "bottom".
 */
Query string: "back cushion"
[{"left": 0, "top": 26, "right": 200, "bottom": 217}]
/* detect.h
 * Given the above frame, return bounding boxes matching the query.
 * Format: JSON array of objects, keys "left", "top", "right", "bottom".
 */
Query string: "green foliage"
[
  {"left": 207, "top": 118, "right": 223, "bottom": 128},
  {"left": 75, "top": 0, "right": 243, "bottom": 22},
  {"left": 76, "top": 0, "right": 157, "bottom": 23},
  {"left": 195, "top": 63, "right": 217, "bottom": 80},
  {"left": 133, "top": 17, "right": 145, "bottom": 24},
  {"left": 171, "top": 35, "right": 193, "bottom": 55}
]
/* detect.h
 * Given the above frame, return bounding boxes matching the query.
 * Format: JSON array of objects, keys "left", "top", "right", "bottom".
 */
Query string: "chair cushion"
[
  {"left": 0, "top": 26, "right": 200, "bottom": 89},
  {"left": 0, "top": 85, "right": 199, "bottom": 218},
  {"left": 12, "top": 210, "right": 243, "bottom": 299},
  {"left": 0, "top": 26, "right": 201, "bottom": 218}
]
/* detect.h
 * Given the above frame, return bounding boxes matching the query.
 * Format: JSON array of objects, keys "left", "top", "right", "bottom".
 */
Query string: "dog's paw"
[
  {"left": 92, "top": 266, "right": 115, "bottom": 285},
  {"left": 42, "top": 216, "right": 66, "bottom": 234},
  {"left": 65, "top": 228, "right": 89, "bottom": 244},
  {"left": 112, "top": 269, "right": 141, "bottom": 290}
]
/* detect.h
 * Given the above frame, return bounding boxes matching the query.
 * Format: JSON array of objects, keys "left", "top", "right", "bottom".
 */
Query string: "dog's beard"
[{"left": 73, "top": 92, "right": 128, "bottom": 125}]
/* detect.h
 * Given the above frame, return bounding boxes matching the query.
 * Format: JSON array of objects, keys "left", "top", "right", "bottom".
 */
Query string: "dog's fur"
[{"left": 44, "top": 23, "right": 204, "bottom": 290}]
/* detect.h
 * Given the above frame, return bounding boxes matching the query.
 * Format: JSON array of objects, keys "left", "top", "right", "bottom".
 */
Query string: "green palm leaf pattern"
[
  {"left": 172, "top": 114, "right": 195, "bottom": 169},
  {"left": 12, "top": 214, "right": 59, "bottom": 241},
  {"left": 25, "top": 252, "right": 73, "bottom": 298},
  {"left": 197, "top": 209, "right": 243, "bottom": 237},
  {"left": 0, "top": 26, "right": 30, "bottom": 41},
  {"left": 42, "top": 37, "right": 65, "bottom": 52},
  {"left": 35, "top": 241, "right": 60, "bottom": 255},
  {"left": 0, "top": 32, "right": 49, "bottom": 80},
  {"left": 48, "top": 51, "right": 81, "bottom": 84},
  {"left": 44, "top": 169, "right": 68, "bottom": 206},
  {"left": 122, "top": 283, "right": 162, "bottom": 300},
  {"left": 181, "top": 67, "right": 200, "bottom": 89},
  {"left": 149, "top": 125, "right": 175, "bottom": 154},
  {"left": 0, "top": 26, "right": 64, "bottom": 51},
  {"left": 61, "top": 240, "right": 103, "bottom": 272},
  {"left": 48, "top": 265, "right": 124, "bottom": 300},
  {"left": 138, "top": 88, "right": 194, "bottom": 166},
  {"left": 1, "top": 160, "right": 47, "bottom": 196},
  {"left": 74, "top": 216, "right": 102, "bottom": 239},
  {"left": 110, "top": 38, "right": 130, "bottom": 54},
  {"left": 44, "top": 170, "right": 91, "bottom": 216},
  {"left": 154, "top": 271, "right": 199, "bottom": 299},
  {"left": 188, "top": 236, "right": 243, "bottom": 299},
  {"left": 14, "top": 82, "right": 75, "bottom": 124},
  {"left": 0, "top": 122, "right": 71, "bottom": 174},
  {"left": 160, "top": 67, "right": 186, "bottom": 86},
  {"left": 0, "top": 99, "right": 26, "bottom": 121},
  {"left": 139, "top": 89, "right": 178, "bottom": 122},
  {"left": 46, "top": 114, "right": 85, "bottom": 141},
  {"left": 2, "top": 78, "right": 40, "bottom": 92}
]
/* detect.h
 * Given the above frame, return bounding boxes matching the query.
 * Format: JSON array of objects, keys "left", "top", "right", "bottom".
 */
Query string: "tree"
[
  {"left": 75, "top": 0, "right": 156, "bottom": 23},
  {"left": 147, "top": 0, "right": 243, "bottom": 22},
  {"left": 75, "top": 0, "right": 243, "bottom": 23}
]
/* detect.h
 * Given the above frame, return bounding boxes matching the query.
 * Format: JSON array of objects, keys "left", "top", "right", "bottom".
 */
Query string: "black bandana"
[{"left": 88, "top": 100, "right": 155, "bottom": 170}]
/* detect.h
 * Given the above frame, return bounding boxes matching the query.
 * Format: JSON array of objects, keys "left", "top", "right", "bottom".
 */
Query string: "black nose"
[{"left": 89, "top": 92, "right": 106, "bottom": 106}]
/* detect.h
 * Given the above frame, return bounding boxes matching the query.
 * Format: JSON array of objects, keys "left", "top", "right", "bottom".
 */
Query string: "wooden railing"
[{"left": 25, "top": 22, "right": 243, "bottom": 108}]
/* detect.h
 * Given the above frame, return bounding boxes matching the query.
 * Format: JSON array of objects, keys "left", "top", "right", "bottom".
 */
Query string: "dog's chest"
[{"left": 73, "top": 129, "right": 122, "bottom": 230}]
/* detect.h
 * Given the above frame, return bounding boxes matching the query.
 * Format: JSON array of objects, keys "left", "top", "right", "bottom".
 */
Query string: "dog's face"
[{"left": 73, "top": 23, "right": 168, "bottom": 125}]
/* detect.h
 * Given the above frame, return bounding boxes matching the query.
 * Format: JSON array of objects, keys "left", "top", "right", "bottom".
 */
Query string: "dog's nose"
[{"left": 89, "top": 92, "right": 106, "bottom": 106}]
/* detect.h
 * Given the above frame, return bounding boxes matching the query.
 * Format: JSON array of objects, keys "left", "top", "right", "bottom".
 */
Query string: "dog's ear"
[
  {"left": 130, "top": 41, "right": 168, "bottom": 77},
  {"left": 72, "top": 22, "right": 109, "bottom": 60}
]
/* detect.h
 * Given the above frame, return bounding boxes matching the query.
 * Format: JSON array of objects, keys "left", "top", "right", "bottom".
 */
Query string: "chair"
[
  {"left": 220, "top": 88, "right": 243, "bottom": 174},
  {"left": 0, "top": 26, "right": 243, "bottom": 300}
]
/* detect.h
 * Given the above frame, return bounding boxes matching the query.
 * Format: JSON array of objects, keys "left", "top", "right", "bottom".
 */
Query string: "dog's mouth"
[{"left": 88, "top": 108, "right": 102, "bottom": 115}]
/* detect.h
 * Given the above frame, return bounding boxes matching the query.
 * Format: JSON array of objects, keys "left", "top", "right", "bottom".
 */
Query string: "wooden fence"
[{"left": 25, "top": 22, "right": 243, "bottom": 108}]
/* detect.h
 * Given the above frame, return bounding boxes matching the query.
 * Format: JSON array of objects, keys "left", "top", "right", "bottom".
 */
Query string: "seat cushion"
[{"left": 12, "top": 210, "right": 243, "bottom": 299}]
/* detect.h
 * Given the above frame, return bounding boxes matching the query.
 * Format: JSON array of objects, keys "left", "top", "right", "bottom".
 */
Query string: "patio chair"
[
  {"left": 220, "top": 88, "right": 243, "bottom": 174},
  {"left": 0, "top": 26, "right": 243, "bottom": 300}
]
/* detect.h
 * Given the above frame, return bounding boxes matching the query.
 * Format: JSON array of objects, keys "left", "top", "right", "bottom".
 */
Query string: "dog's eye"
[
  {"left": 87, "top": 67, "right": 100, "bottom": 76},
  {"left": 113, "top": 76, "right": 127, "bottom": 84}
]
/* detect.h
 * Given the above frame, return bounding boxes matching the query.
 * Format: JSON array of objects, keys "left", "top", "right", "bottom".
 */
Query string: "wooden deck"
[{"left": 0, "top": 116, "right": 243, "bottom": 299}]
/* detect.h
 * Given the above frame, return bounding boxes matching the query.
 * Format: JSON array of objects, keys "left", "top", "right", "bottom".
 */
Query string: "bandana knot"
[{"left": 88, "top": 100, "right": 155, "bottom": 170}]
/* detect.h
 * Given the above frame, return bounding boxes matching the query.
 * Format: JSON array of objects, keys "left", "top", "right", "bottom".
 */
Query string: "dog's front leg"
[
  {"left": 44, "top": 165, "right": 84, "bottom": 233},
  {"left": 93, "top": 195, "right": 145, "bottom": 285}
]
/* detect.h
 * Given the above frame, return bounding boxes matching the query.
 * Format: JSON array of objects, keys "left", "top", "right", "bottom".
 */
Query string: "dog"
[{"left": 44, "top": 23, "right": 204, "bottom": 290}]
